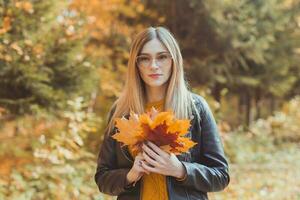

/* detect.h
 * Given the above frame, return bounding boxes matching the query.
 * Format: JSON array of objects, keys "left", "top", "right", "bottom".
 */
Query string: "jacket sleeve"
[
  {"left": 94, "top": 107, "right": 132, "bottom": 196},
  {"left": 172, "top": 95, "right": 230, "bottom": 192}
]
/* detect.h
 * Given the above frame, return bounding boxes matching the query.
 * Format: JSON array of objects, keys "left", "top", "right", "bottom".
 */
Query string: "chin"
[{"left": 144, "top": 79, "right": 168, "bottom": 88}]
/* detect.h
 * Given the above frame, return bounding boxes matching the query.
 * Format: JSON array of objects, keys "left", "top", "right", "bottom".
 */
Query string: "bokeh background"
[{"left": 0, "top": 0, "right": 300, "bottom": 199}]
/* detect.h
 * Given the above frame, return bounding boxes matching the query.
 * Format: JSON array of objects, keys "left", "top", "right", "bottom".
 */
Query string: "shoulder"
[{"left": 190, "top": 92, "right": 211, "bottom": 114}]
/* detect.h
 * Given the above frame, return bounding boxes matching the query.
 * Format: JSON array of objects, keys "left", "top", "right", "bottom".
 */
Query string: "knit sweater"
[{"left": 128, "top": 99, "right": 168, "bottom": 200}]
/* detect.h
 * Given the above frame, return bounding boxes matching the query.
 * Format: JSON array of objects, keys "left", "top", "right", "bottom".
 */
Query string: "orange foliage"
[
  {"left": 0, "top": 16, "right": 12, "bottom": 35},
  {"left": 112, "top": 108, "right": 197, "bottom": 155},
  {"left": 70, "top": 0, "right": 146, "bottom": 40},
  {"left": 15, "top": 1, "right": 34, "bottom": 14},
  {"left": 0, "top": 157, "right": 30, "bottom": 179}
]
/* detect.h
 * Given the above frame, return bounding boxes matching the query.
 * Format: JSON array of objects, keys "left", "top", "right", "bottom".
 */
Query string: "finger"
[
  {"left": 147, "top": 141, "right": 169, "bottom": 158},
  {"left": 141, "top": 160, "right": 158, "bottom": 174},
  {"left": 136, "top": 155, "right": 146, "bottom": 164},
  {"left": 140, "top": 166, "right": 150, "bottom": 174},
  {"left": 142, "top": 151, "right": 160, "bottom": 167},
  {"left": 136, "top": 161, "right": 149, "bottom": 173},
  {"left": 137, "top": 159, "right": 149, "bottom": 167},
  {"left": 142, "top": 144, "right": 163, "bottom": 163},
  {"left": 137, "top": 160, "right": 150, "bottom": 174},
  {"left": 136, "top": 157, "right": 147, "bottom": 167},
  {"left": 135, "top": 152, "right": 143, "bottom": 159},
  {"left": 137, "top": 152, "right": 143, "bottom": 156}
]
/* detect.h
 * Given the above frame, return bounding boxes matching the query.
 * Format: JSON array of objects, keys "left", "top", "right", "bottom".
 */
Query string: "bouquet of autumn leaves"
[{"left": 112, "top": 108, "right": 197, "bottom": 155}]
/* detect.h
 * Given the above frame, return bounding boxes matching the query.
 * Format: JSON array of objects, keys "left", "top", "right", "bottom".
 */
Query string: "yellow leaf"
[
  {"left": 112, "top": 116, "right": 142, "bottom": 146},
  {"left": 167, "top": 119, "right": 191, "bottom": 136},
  {"left": 175, "top": 137, "right": 197, "bottom": 153},
  {"left": 151, "top": 111, "right": 173, "bottom": 129}
]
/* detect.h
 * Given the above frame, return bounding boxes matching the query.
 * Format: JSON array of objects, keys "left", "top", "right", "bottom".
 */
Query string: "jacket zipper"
[{"left": 184, "top": 188, "right": 190, "bottom": 200}]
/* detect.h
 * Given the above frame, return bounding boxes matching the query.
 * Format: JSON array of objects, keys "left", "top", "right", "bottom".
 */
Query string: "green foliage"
[
  {"left": 251, "top": 96, "right": 300, "bottom": 142},
  {"left": 0, "top": 0, "right": 98, "bottom": 115},
  {"left": 205, "top": 0, "right": 300, "bottom": 97},
  {"left": 33, "top": 97, "right": 102, "bottom": 164},
  {"left": 224, "top": 128, "right": 276, "bottom": 164},
  {"left": 1, "top": 161, "right": 99, "bottom": 200},
  {"left": 211, "top": 142, "right": 300, "bottom": 200},
  {"left": 224, "top": 95, "right": 300, "bottom": 164},
  {"left": 0, "top": 97, "right": 104, "bottom": 200}
]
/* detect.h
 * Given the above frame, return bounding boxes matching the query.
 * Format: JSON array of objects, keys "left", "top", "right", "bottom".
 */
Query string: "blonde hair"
[{"left": 105, "top": 26, "right": 198, "bottom": 136}]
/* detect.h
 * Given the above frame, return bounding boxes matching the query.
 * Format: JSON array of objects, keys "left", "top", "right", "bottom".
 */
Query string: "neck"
[{"left": 145, "top": 84, "right": 167, "bottom": 103}]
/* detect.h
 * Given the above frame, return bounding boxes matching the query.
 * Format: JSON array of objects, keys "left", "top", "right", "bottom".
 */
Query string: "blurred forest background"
[{"left": 0, "top": 0, "right": 299, "bottom": 199}]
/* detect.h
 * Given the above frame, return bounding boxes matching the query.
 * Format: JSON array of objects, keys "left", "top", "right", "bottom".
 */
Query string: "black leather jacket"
[{"left": 95, "top": 94, "right": 230, "bottom": 200}]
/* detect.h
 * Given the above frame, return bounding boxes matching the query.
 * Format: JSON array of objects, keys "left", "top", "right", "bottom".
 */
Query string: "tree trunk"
[
  {"left": 238, "top": 92, "right": 244, "bottom": 125},
  {"left": 255, "top": 87, "right": 261, "bottom": 119},
  {"left": 245, "top": 90, "right": 251, "bottom": 129},
  {"left": 212, "top": 83, "right": 222, "bottom": 102},
  {"left": 171, "top": 1, "right": 177, "bottom": 33},
  {"left": 270, "top": 97, "right": 275, "bottom": 115}
]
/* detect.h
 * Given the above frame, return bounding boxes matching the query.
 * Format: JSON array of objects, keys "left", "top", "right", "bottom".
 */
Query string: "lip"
[{"left": 148, "top": 74, "right": 162, "bottom": 79}]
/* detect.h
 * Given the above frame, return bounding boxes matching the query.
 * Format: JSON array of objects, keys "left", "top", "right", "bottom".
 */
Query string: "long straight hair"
[{"left": 105, "top": 26, "right": 198, "bottom": 136}]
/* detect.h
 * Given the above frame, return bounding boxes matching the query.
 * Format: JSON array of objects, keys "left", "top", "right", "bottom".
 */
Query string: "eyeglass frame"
[{"left": 135, "top": 52, "right": 173, "bottom": 68}]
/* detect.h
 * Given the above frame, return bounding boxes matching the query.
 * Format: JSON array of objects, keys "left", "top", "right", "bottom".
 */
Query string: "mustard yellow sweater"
[{"left": 128, "top": 99, "right": 168, "bottom": 200}]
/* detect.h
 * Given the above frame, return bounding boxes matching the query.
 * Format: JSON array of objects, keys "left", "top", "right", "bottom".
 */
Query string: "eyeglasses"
[{"left": 136, "top": 53, "right": 173, "bottom": 68}]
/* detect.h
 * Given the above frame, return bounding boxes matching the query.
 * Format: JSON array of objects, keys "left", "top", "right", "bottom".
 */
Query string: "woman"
[{"left": 95, "top": 26, "right": 230, "bottom": 200}]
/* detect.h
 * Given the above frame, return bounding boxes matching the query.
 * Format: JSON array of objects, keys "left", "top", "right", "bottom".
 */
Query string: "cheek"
[
  {"left": 138, "top": 68, "right": 148, "bottom": 82},
  {"left": 164, "top": 65, "right": 172, "bottom": 80}
]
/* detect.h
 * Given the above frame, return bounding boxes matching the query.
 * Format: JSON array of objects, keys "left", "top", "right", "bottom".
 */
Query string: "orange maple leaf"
[{"left": 112, "top": 108, "right": 197, "bottom": 155}]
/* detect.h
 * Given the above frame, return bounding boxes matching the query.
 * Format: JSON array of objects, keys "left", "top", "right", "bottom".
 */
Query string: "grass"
[{"left": 209, "top": 142, "right": 300, "bottom": 200}]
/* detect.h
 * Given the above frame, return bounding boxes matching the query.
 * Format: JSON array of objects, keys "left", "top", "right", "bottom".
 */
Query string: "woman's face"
[{"left": 137, "top": 38, "right": 172, "bottom": 89}]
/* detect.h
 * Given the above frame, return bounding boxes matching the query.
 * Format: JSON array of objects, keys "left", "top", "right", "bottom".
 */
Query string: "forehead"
[{"left": 140, "top": 38, "right": 168, "bottom": 55}]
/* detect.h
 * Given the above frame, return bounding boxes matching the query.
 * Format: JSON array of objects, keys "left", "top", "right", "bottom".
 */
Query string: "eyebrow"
[{"left": 139, "top": 51, "right": 169, "bottom": 56}]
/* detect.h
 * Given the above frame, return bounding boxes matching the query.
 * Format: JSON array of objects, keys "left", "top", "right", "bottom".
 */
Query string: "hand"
[
  {"left": 126, "top": 152, "right": 150, "bottom": 186},
  {"left": 141, "top": 141, "right": 187, "bottom": 179}
]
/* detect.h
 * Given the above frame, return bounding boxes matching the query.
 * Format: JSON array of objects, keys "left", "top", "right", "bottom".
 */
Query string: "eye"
[
  {"left": 138, "top": 56, "right": 150, "bottom": 62},
  {"left": 157, "top": 54, "right": 168, "bottom": 60}
]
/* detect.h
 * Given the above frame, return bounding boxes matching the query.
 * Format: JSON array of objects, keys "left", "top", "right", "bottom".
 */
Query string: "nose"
[{"left": 149, "top": 58, "right": 159, "bottom": 69}]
